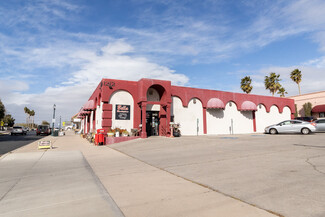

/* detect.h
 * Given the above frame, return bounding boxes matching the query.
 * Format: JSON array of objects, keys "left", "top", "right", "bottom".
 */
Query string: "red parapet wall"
[{"left": 105, "top": 136, "right": 140, "bottom": 145}]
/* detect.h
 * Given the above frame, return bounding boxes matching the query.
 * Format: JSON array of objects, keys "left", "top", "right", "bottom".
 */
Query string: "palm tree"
[
  {"left": 240, "top": 76, "right": 253, "bottom": 94},
  {"left": 290, "top": 69, "right": 302, "bottom": 95},
  {"left": 30, "top": 110, "right": 35, "bottom": 129},
  {"left": 277, "top": 86, "right": 288, "bottom": 97},
  {"left": 24, "top": 107, "right": 30, "bottom": 127},
  {"left": 264, "top": 72, "right": 281, "bottom": 96}
]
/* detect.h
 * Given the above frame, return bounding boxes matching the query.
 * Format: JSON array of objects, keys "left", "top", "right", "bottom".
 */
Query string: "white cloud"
[
  {"left": 1, "top": 41, "right": 189, "bottom": 124},
  {"left": 114, "top": 0, "right": 325, "bottom": 64},
  {"left": 3, "top": 0, "right": 325, "bottom": 124}
]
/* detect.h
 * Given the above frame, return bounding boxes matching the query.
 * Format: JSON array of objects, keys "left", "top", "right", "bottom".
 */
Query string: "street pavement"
[
  {"left": 111, "top": 134, "right": 325, "bottom": 217},
  {"left": 0, "top": 131, "right": 46, "bottom": 156},
  {"left": 0, "top": 131, "right": 279, "bottom": 217}
]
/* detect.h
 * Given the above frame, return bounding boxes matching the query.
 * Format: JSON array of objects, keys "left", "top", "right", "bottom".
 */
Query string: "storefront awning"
[
  {"left": 83, "top": 100, "right": 95, "bottom": 111},
  {"left": 240, "top": 101, "right": 257, "bottom": 111},
  {"left": 312, "top": 104, "right": 325, "bottom": 113},
  {"left": 207, "top": 98, "right": 225, "bottom": 109},
  {"left": 79, "top": 111, "right": 91, "bottom": 116}
]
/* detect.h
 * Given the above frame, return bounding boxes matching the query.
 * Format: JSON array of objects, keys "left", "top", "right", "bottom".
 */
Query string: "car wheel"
[
  {"left": 301, "top": 128, "right": 310, "bottom": 135},
  {"left": 269, "top": 128, "right": 278, "bottom": 135}
]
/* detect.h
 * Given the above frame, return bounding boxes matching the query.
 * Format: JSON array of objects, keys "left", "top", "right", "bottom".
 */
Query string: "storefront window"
[{"left": 320, "top": 112, "right": 325, "bottom": 118}]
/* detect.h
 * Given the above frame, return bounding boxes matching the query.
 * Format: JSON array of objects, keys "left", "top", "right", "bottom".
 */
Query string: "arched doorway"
[{"left": 145, "top": 85, "right": 167, "bottom": 137}]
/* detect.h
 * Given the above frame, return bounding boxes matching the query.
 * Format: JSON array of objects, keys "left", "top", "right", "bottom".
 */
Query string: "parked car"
[
  {"left": 64, "top": 125, "right": 73, "bottom": 131},
  {"left": 313, "top": 119, "right": 325, "bottom": 132},
  {"left": 23, "top": 127, "right": 29, "bottom": 134},
  {"left": 265, "top": 120, "right": 316, "bottom": 135},
  {"left": 36, "top": 125, "right": 51, "bottom": 136},
  {"left": 294, "top": 116, "right": 314, "bottom": 122},
  {"left": 11, "top": 126, "right": 26, "bottom": 135}
]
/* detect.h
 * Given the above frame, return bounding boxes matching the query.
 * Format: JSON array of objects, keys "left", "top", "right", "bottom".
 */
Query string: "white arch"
[
  {"left": 172, "top": 97, "right": 203, "bottom": 135},
  {"left": 256, "top": 105, "right": 292, "bottom": 132},
  {"left": 109, "top": 90, "right": 134, "bottom": 132},
  {"left": 207, "top": 108, "right": 224, "bottom": 135},
  {"left": 213, "top": 101, "right": 254, "bottom": 134},
  {"left": 255, "top": 104, "right": 268, "bottom": 133}
]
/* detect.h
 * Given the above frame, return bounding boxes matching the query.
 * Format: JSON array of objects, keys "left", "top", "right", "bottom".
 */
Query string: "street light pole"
[{"left": 52, "top": 104, "right": 56, "bottom": 136}]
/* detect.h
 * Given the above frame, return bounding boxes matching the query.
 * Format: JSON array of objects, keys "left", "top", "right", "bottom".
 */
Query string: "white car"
[
  {"left": 64, "top": 126, "right": 73, "bottom": 131},
  {"left": 265, "top": 120, "right": 316, "bottom": 135},
  {"left": 11, "top": 126, "right": 26, "bottom": 135},
  {"left": 313, "top": 119, "right": 325, "bottom": 132}
]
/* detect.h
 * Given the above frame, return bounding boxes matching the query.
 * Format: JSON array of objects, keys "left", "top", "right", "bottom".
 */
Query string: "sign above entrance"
[
  {"left": 100, "top": 81, "right": 115, "bottom": 90},
  {"left": 115, "top": 104, "right": 130, "bottom": 120}
]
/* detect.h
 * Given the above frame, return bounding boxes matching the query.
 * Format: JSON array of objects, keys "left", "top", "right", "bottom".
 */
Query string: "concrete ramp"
[{"left": 0, "top": 151, "right": 124, "bottom": 217}]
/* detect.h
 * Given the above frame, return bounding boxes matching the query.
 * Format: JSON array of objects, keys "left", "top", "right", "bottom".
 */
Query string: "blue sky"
[{"left": 1, "top": 0, "right": 325, "bottom": 124}]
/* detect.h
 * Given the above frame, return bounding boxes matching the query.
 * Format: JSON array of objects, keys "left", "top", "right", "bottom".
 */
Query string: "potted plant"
[
  {"left": 107, "top": 128, "right": 115, "bottom": 137},
  {"left": 115, "top": 128, "right": 120, "bottom": 137},
  {"left": 122, "top": 129, "right": 129, "bottom": 137}
]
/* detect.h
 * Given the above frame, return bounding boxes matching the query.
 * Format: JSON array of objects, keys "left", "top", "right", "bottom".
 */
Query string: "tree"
[
  {"left": 240, "top": 76, "right": 253, "bottom": 94},
  {"left": 42, "top": 120, "right": 50, "bottom": 125},
  {"left": 290, "top": 69, "right": 302, "bottom": 95},
  {"left": 303, "top": 102, "right": 312, "bottom": 117},
  {"left": 264, "top": 72, "right": 282, "bottom": 96},
  {"left": 294, "top": 104, "right": 298, "bottom": 118},
  {"left": 3, "top": 114, "right": 15, "bottom": 127},
  {"left": 24, "top": 107, "right": 31, "bottom": 128},
  {"left": 0, "top": 99, "right": 5, "bottom": 121},
  {"left": 30, "top": 110, "right": 35, "bottom": 129},
  {"left": 277, "top": 86, "right": 288, "bottom": 97}
]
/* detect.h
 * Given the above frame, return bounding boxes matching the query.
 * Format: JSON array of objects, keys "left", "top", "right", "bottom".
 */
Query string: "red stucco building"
[{"left": 78, "top": 78, "right": 295, "bottom": 139}]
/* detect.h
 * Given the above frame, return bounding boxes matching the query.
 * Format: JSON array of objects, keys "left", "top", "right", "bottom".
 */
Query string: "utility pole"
[{"left": 52, "top": 104, "right": 56, "bottom": 136}]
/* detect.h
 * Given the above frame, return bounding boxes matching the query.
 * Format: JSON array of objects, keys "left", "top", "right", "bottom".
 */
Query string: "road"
[{"left": 0, "top": 131, "right": 46, "bottom": 156}]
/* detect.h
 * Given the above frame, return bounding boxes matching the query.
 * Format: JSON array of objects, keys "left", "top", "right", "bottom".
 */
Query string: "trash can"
[
  {"left": 53, "top": 129, "right": 59, "bottom": 137},
  {"left": 96, "top": 129, "right": 105, "bottom": 146}
]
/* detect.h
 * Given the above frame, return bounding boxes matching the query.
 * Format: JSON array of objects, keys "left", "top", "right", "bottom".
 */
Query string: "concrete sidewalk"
[
  {"left": 0, "top": 151, "right": 124, "bottom": 217},
  {"left": 1, "top": 132, "right": 279, "bottom": 217}
]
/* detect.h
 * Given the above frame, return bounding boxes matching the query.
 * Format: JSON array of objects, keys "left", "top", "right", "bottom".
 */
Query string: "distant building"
[
  {"left": 289, "top": 91, "right": 325, "bottom": 118},
  {"left": 70, "top": 114, "right": 81, "bottom": 129},
  {"left": 77, "top": 78, "right": 295, "bottom": 138}
]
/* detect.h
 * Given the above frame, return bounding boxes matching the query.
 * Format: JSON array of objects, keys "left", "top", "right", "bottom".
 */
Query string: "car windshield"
[
  {"left": 38, "top": 126, "right": 48, "bottom": 130},
  {"left": 13, "top": 126, "right": 22, "bottom": 129}
]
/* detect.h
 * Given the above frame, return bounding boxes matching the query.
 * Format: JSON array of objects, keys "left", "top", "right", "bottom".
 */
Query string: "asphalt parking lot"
[{"left": 111, "top": 133, "right": 325, "bottom": 217}]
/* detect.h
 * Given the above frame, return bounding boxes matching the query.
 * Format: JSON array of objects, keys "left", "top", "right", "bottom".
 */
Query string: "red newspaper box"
[{"left": 96, "top": 129, "right": 105, "bottom": 145}]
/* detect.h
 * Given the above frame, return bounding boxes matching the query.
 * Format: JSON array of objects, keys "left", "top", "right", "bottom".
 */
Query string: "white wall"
[
  {"left": 207, "top": 102, "right": 254, "bottom": 135},
  {"left": 81, "top": 119, "right": 84, "bottom": 132},
  {"left": 206, "top": 108, "right": 225, "bottom": 134},
  {"left": 85, "top": 115, "right": 88, "bottom": 133},
  {"left": 255, "top": 104, "right": 268, "bottom": 133},
  {"left": 109, "top": 90, "right": 134, "bottom": 132},
  {"left": 95, "top": 101, "right": 103, "bottom": 130},
  {"left": 255, "top": 105, "right": 291, "bottom": 132},
  {"left": 90, "top": 111, "right": 94, "bottom": 131},
  {"left": 281, "top": 106, "right": 291, "bottom": 120},
  {"left": 172, "top": 97, "right": 203, "bottom": 135}
]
